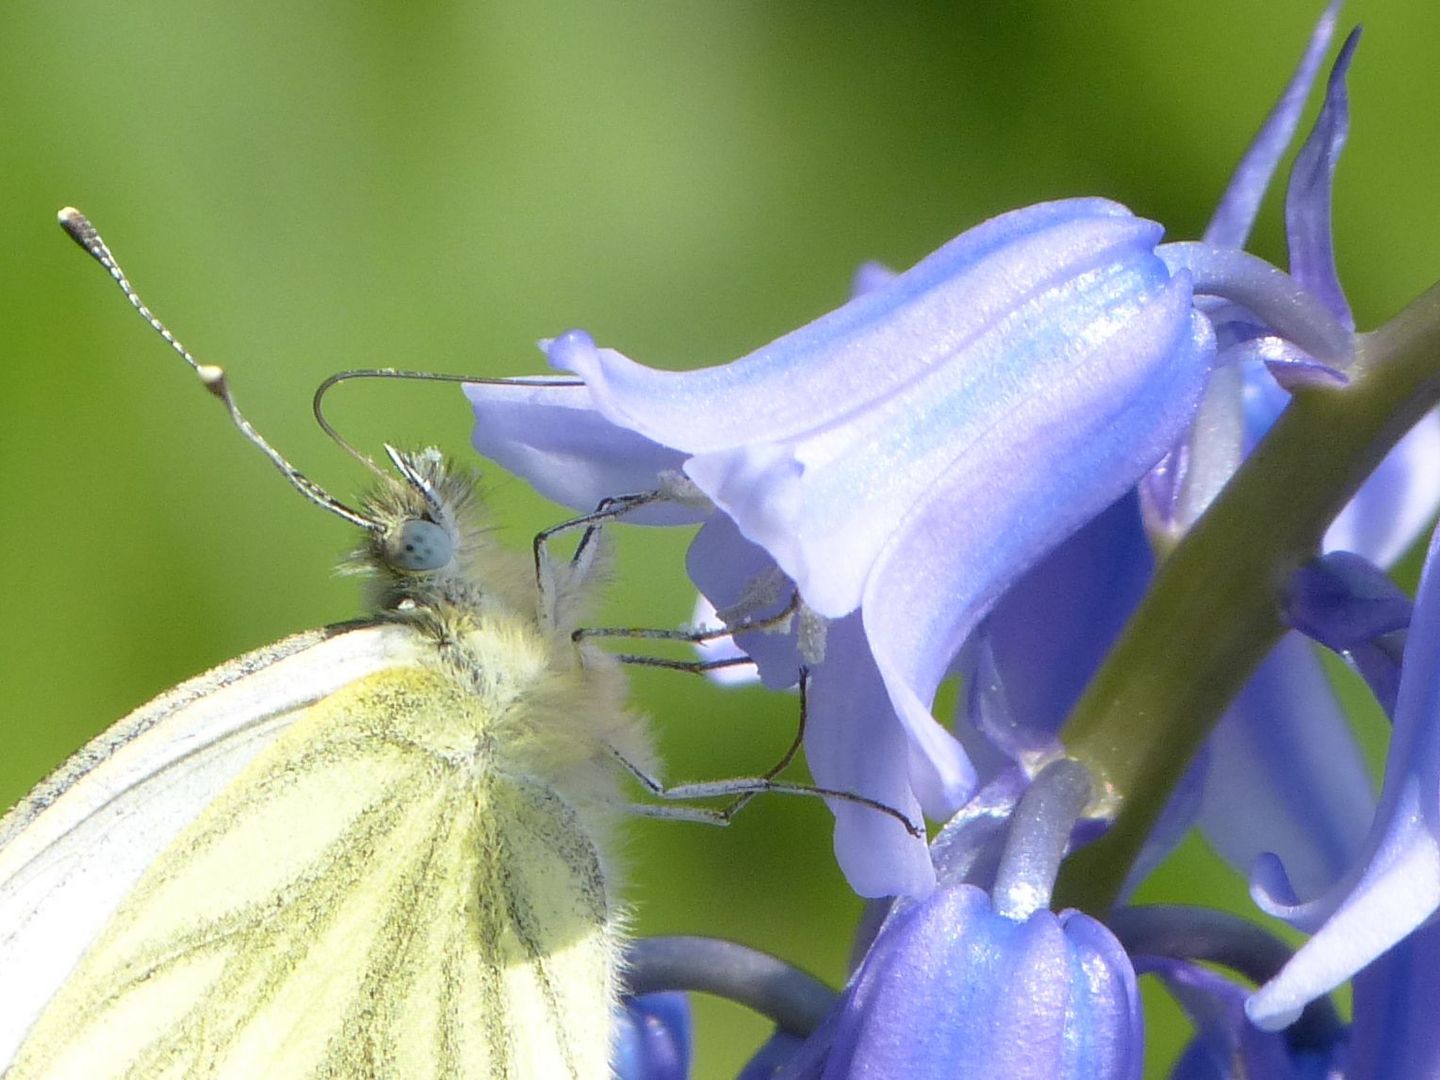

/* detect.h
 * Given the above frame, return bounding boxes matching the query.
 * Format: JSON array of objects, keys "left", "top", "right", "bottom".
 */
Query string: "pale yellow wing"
[
  {"left": 6, "top": 663, "right": 618, "bottom": 1080},
  {"left": 0, "top": 624, "right": 422, "bottom": 1067}
]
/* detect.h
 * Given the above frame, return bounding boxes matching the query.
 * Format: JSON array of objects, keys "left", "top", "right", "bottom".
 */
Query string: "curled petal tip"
[{"left": 546, "top": 328, "right": 601, "bottom": 373}]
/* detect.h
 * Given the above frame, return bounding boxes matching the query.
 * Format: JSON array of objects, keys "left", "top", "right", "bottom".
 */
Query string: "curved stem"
[
  {"left": 624, "top": 935, "right": 837, "bottom": 1036},
  {"left": 1054, "top": 279, "right": 1440, "bottom": 914}
]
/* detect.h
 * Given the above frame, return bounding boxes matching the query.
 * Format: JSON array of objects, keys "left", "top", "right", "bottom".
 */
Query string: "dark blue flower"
[
  {"left": 1247, "top": 514, "right": 1440, "bottom": 1029},
  {"left": 1149, "top": 960, "right": 1342, "bottom": 1080},
  {"left": 782, "top": 884, "right": 1141, "bottom": 1080},
  {"left": 964, "top": 7, "right": 1440, "bottom": 920},
  {"left": 731, "top": 764, "right": 1141, "bottom": 1079},
  {"left": 614, "top": 992, "right": 691, "bottom": 1080}
]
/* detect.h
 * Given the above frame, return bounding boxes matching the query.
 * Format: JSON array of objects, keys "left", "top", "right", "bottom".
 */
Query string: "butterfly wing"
[
  {"left": 3, "top": 651, "right": 617, "bottom": 1079},
  {"left": 0, "top": 623, "right": 422, "bottom": 1069}
]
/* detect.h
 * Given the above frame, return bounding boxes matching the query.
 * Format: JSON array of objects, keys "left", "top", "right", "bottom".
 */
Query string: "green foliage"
[{"left": 2, "top": 2, "right": 1435, "bottom": 1074}]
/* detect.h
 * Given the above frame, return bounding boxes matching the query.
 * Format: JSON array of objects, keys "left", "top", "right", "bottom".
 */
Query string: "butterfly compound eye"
[{"left": 387, "top": 519, "right": 454, "bottom": 572}]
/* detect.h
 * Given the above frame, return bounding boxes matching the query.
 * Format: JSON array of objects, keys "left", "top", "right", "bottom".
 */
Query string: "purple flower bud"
[
  {"left": 783, "top": 886, "right": 1141, "bottom": 1080},
  {"left": 613, "top": 992, "right": 691, "bottom": 1080}
]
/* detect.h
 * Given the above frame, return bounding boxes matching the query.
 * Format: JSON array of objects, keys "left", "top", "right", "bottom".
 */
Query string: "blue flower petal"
[
  {"left": 1203, "top": 1, "right": 1341, "bottom": 248},
  {"left": 803, "top": 616, "right": 949, "bottom": 897},
  {"left": 807, "top": 886, "right": 1141, "bottom": 1079},
  {"left": 1348, "top": 919, "right": 1440, "bottom": 1078},
  {"left": 685, "top": 515, "right": 805, "bottom": 691},
  {"left": 613, "top": 992, "right": 692, "bottom": 1080},
  {"left": 1248, "top": 521, "right": 1440, "bottom": 1030},
  {"left": 1248, "top": 793, "right": 1440, "bottom": 1031},
  {"left": 1196, "top": 633, "right": 1375, "bottom": 903},
  {"left": 547, "top": 200, "right": 1165, "bottom": 458},
  {"left": 465, "top": 378, "right": 701, "bottom": 524},
  {"left": 1286, "top": 27, "right": 1361, "bottom": 331},
  {"left": 857, "top": 278, "right": 1210, "bottom": 782}
]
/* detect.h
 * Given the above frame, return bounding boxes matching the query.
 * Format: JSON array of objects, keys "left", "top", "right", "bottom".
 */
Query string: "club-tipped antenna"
[{"left": 57, "top": 207, "right": 374, "bottom": 532}]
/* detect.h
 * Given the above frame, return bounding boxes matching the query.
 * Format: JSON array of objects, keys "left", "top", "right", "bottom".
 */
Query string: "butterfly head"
[
  {"left": 350, "top": 445, "right": 529, "bottom": 626},
  {"left": 361, "top": 446, "right": 471, "bottom": 569}
]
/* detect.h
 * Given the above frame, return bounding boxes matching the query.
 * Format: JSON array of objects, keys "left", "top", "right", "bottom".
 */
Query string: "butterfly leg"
[
  {"left": 531, "top": 490, "right": 666, "bottom": 628},
  {"left": 615, "top": 670, "right": 922, "bottom": 838},
  {"left": 573, "top": 590, "right": 800, "bottom": 677}
]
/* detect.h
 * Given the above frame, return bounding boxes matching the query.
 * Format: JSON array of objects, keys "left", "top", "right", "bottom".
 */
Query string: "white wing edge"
[{"left": 0, "top": 621, "right": 423, "bottom": 1069}]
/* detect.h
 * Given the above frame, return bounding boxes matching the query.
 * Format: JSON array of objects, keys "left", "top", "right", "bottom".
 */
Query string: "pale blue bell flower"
[
  {"left": 467, "top": 36, "right": 1348, "bottom": 902},
  {"left": 469, "top": 196, "right": 1236, "bottom": 897}
]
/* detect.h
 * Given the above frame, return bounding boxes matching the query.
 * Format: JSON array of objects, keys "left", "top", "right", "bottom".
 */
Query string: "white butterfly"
[
  {"left": 1, "top": 210, "right": 919, "bottom": 1079},
  {"left": 0, "top": 212, "right": 650, "bottom": 1079}
]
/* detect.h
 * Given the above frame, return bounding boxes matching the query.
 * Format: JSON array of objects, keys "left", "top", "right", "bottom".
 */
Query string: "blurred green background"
[{"left": 2, "top": 1, "right": 1436, "bottom": 1075}]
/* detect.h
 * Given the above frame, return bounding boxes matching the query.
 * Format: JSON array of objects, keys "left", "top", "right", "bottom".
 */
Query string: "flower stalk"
[{"left": 1055, "top": 278, "right": 1440, "bottom": 914}]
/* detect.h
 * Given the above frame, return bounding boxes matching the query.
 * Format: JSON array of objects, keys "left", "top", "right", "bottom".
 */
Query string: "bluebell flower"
[
  {"left": 747, "top": 763, "right": 1143, "bottom": 1080},
  {"left": 1244, "top": 513, "right": 1440, "bottom": 1029},
  {"left": 962, "top": 5, "right": 1440, "bottom": 918},
  {"left": 1188, "top": 24, "right": 1440, "bottom": 910},
  {"left": 1346, "top": 918, "right": 1440, "bottom": 1076},
  {"left": 1145, "top": 960, "right": 1342, "bottom": 1079},
  {"left": 468, "top": 184, "right": 1344, "bottom": 902},
  {"left": 783, "top": 883, "right": 1140, "bottom": 1079},
  {"left": 614, "top": 992, "right": 692, "bottom": 1080}
]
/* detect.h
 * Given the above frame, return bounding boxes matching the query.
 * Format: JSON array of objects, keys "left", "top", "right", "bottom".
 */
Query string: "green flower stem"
[{"left": 1053, "top": 280, "right": 1440, "bottom": 916}]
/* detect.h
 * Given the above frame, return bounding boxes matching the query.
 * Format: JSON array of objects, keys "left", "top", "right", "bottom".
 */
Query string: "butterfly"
[{"left": 0, "top": 210, "right": 654, "bottom": 1079}]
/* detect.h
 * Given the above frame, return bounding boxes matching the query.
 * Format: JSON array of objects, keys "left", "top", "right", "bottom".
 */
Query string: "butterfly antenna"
[{"left": 58, "top": 207, "right": 374, "bottom": 531}]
